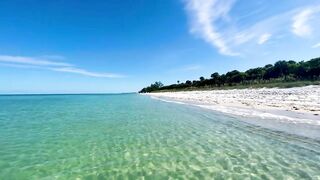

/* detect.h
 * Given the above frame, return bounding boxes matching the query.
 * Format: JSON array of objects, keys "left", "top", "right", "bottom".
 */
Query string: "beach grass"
[{"left": 155, "top": 80, "right": 320, "bottom": 92}]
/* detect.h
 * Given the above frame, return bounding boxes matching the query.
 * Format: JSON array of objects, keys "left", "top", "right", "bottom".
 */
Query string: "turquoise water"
[{"left": 0, "top": 94, "right": 320, "bottom": 179}]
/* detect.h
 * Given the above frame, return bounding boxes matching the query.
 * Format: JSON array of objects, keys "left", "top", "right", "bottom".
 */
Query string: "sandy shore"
[{"left": 148, "top": 85, "right": 320, "bottom": 125}]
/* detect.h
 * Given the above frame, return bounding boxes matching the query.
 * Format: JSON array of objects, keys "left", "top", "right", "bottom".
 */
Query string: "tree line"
[{"left": 139, "top": 57, "right": 320, "bottom": 93}]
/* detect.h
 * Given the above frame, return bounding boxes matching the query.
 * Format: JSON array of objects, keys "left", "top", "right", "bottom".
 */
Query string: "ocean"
[{"left": 0, "top": 94, "right": 319, "bottom": 179}]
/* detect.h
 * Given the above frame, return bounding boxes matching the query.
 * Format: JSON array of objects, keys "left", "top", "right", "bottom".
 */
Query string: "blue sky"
[{"left": 0, "top": 0, "right": 320, "bottom": 93}]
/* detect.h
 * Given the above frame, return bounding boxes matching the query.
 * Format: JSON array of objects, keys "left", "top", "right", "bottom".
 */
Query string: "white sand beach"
[{"left": 148, "top": 85, "right": 320, "bottom": 126}]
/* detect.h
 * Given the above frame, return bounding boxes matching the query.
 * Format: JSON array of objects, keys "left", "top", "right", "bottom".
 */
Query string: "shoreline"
[
  {"left": 146, "top": 85, "right": 320, "bottom": 139},
  {"left": 150, "top": 96, "right": 320, "bottom": 123}
]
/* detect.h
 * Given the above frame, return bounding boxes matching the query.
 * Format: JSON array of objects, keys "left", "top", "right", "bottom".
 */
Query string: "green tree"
[
  {"left": 274, "top": 60, "right": 289, "bottom": 79},
  {"left": 210, "top": 72, "right": 220, "bottom": 86},
  {"left": 245, "top": 68, "right": 265, "bottom": 82},
  {"left": 185, "top": 80, "right": 192, "bottom": 86},
  {"left": 226, "top": 70, "right": 244, "bottom": 84},
  {"left": 139, "top": 57, "right": 320, "bottom": 93}
]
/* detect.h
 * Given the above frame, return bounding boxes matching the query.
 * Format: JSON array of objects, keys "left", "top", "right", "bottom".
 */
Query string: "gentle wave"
[
  {"left": 150, "top": 95, "right": 320, "bottom": 139},
  {"left": 150, "top": 96, "right": 319, "bottom": 125}
]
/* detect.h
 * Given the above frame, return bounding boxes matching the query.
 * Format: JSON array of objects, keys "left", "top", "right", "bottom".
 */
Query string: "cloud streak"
[
  {"left": 0, "top": 55, "right": 124, "bottom": 78},
  {"left": 258, "top": 33, "right": 272, "bottom": 45},
  {"left": 292, "top": 9, "right": 315, "bottom": 37},
  {"left": 184, "top": 0, "right": 320, "bottom": 56},
  {"left": 185, "top": 0, "right": 237, "bottom": 56},
  {"left": 51, "top": 67, "right": 124, "bottom": 78},
  {"left": 0, "top": 55, "right": 72, "bottom": 67},
  {"left": 312, "top": 42, "right": 320, "bottom": 48}
]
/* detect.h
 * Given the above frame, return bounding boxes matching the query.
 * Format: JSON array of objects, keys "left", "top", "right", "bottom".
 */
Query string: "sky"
[{"left": 0, "top": 0, "right": 320, "bottom": 93}]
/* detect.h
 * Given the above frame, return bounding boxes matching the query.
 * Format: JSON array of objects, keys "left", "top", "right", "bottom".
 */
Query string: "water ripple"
[{"left": 0, "top": 94, "right": 319, "bottom": 179}]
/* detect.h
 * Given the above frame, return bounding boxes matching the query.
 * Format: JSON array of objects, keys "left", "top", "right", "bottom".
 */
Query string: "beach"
[{"left": 148, "top": 85, "right": 320, "bottom": 125}]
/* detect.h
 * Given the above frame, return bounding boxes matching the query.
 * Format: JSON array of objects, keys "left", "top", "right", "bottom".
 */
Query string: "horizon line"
[{"left": 0, "top": 92, "right": 137, "bottom": 96}]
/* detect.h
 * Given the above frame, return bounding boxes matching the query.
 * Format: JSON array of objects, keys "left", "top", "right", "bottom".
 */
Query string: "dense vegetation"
[{"left": 139, "top": 57, "right": 320, "bottom": 93}]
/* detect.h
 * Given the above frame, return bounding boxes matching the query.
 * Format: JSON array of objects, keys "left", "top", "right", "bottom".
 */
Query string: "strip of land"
[{"left": 148, "top": 85, "right": 320, "bottom": 125}]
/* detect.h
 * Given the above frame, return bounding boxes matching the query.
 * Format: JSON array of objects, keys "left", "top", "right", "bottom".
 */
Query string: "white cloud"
[
  {"left": 312, "top": 42, "right": 320, "bottom": 48},
  {"left": 292, "top": 9, "right": 314, "bottom": 37},
  {"left": 0, "top": 55, "right": 72, "bottom": 67},
  {"left": 258, "top": 33, "right": 272, "bottom": 44},
  {"left": 0, "top": 55, "right": 124, "bottom": 78},
  {"left": 51, "top": 67, "right": 124, "bottom": 78},
  {"left": 0, "top": 62, "right": 43, "bottom": 69},
  {"left": 185, "top": 0, "right": 238, "bottom": 56},
  {"left": 184, "top": 0, "right": 320, "bottom": 56},
  {"left": 292, "top": 6, "right": 320, "bottom": 37}
]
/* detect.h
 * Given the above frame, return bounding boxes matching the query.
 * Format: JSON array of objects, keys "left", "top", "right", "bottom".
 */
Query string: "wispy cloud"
[
  {"left": 0, "top": 55, "right": 124, "bottom": 78},
  {"left": 258, "top": 33, "right": 272, "bottom": 45},
  {"left": 0, "top": 55, "right": 72, "bottom": 67},
  {"left": 185, "top": 0, "right": 237, "bottom": 56},
  {"left": 292, "top": 9, "right": 315, "bottom": 37},
  {"left": 0, "top": 62, "right": 44, "bottom": 69},
  {"left": 184, "top": 0, "right": 320, "bottom": 56},
  {"left": 312, "top": 42, "right": 320, "bottom": 48},
  {"left": 51, "top": 67, "right": 124, "bottom": 78}
]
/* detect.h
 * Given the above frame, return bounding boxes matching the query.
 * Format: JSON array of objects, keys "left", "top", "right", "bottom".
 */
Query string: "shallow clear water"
[{"left": 0, "top": 94, "right": 320, "bottom": 179}]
